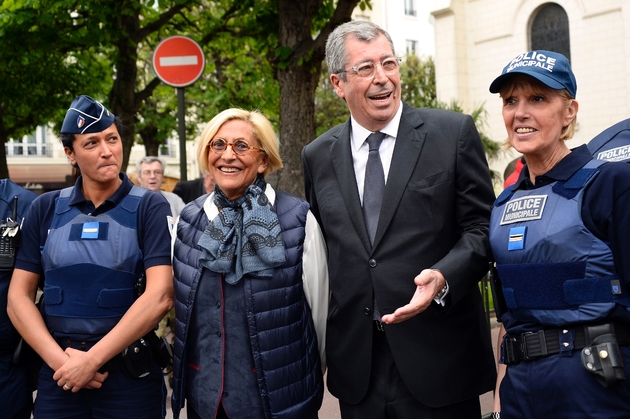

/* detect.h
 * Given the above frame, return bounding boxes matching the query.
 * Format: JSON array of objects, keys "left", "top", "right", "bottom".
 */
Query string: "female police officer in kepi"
[
  {"left": 488, "top": 51, "right": 630, "bottom": 418},
  {"left": 8, "top": 95, "right": 174, "bottom": 418},
  {"left": 171, "top": 108, "right": 328, "bottom": 419}
]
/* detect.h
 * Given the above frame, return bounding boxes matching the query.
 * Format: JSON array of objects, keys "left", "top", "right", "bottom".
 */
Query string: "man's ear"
[{"left": 331, "top": 74, "right": 346, "bottom": 100}]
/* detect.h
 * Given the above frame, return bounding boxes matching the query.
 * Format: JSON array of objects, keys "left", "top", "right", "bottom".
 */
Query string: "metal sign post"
[{"left": 152, "top": 36, "right": 205, "bottom": 181}]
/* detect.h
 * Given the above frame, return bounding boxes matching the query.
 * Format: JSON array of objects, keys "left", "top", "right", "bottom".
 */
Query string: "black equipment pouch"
[
  {"left": 0, "top": 196, "right": 21, "bottom": 271},
  {"left": 144, "top": 329, "right": 173, "bottom": 370},
  {"left": 581, "top": 325, "right": 626, "bottom": 387},
  {"left": 120, "top": 337, "right": 153, "bottom": 379},
  {"left": 132, "top": 274, "right": 173, "bottom": 371},
  {"left": 489, "top": 262, "right": 508, "bottom": 323}
]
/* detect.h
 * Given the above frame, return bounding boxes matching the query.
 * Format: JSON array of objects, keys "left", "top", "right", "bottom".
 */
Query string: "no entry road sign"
[{"left": 153, "top": 36, "right": 205, "bottom": 87}]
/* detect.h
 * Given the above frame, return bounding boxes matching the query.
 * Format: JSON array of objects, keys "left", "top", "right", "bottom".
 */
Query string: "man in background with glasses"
[
  {"left": 137, "top": 156, "right": 185, "bottom": 220},
  {"left": 302, "top": 21, "right": 496, "bottom": 418}
]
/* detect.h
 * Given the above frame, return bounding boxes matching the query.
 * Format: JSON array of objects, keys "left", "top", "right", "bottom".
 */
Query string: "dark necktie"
[{"left": 362, "top": 132, "right": 386, "bottom": 245}]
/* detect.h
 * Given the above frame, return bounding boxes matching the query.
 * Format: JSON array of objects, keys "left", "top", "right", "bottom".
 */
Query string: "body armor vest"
[
  {"left": 42, "top": 186, "right": 147, "bottom": 338},
  {"left": 490, "top": 159, "right": 630, "bottom": 326}
]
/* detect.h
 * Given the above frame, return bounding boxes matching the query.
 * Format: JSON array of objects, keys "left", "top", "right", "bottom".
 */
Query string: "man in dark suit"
[
  {"left": 172, "top": 173, "right": 215, "bottom": 204},
  {"left": 302, "top": 21, "right": 497, "bottom": 418}
]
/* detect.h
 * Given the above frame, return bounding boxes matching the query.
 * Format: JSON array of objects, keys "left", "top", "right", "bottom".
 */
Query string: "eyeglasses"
[
  {"left": 140, "top": 170, "right": 163, "bottom": 176},
  {"left": 338, "top": 57, "right": 402, "bottom": 79},
  {"left": 208, "top": 138, "right": 263, "bottom": 155}
]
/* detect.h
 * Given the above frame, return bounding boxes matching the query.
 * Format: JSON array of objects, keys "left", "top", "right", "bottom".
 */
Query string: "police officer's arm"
[
  {"left": 7, "top": 268, "right": 109, "bottom": 390},
  {"left": 493, "top": 324, "right": 507, "bottom": 413},
  {"left": 52, "top": 264, "right": 173, "bottom": 391}
]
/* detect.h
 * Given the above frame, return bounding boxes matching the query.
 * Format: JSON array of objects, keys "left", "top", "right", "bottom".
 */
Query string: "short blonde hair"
[
  {"left": 197, "top": 108, "right": 283, "bottom": 178},
  {"left": 499, "top": 75, "right": 577, "bottom": 149}
]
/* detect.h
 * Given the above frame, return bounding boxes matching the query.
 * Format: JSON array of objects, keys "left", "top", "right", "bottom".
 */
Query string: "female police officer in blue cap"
[
  {"left": 489, "top": 51, "right": 630, "bottom": 418},
  {"left": 7, "top": 95, "right": 174, "bottom": 418}
]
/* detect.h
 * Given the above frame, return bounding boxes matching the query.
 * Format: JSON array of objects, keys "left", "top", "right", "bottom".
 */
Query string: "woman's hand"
[{"left": 53, "top": 348, "right": 109, "bottom": 391}]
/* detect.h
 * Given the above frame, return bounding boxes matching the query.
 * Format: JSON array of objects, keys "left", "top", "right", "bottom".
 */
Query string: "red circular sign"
[{"left": 153, "top": 36, "right": 205, "bottom": 87}]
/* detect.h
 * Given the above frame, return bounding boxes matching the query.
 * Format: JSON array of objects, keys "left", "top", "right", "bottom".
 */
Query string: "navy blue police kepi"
[
  {"left": 489, "top": 50, "right": 577, "bottom": 98},
  {"left": 60, "top": 95, "right": 115, "bottom": 134}
]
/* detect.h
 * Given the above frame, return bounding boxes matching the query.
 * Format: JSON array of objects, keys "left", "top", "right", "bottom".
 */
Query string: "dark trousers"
[
  {"left": 339, "top": 323, "right": 481, "bottom": 419},
  {"left": 500, "top": 346, "right": 630, "bottom": 418},
  {"left": 188, "top": 401, "right": 318, "bottom": 419},
  {"left": 188, "top": 404, "right": 229, "bottom": 419},
  {"left": 34, "top": 363, "right": 165, "bottom": 419}
]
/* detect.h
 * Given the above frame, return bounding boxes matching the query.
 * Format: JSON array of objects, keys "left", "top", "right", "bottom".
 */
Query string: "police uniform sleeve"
[
  {"left": 582, "top": 162, "right": 630, "bottom": 284},
  {"left": 14, "top": 193, "right": 58, "bottom": 276},
  {"left": 137, "top": 192, "right": 173, "bottom": 269}
]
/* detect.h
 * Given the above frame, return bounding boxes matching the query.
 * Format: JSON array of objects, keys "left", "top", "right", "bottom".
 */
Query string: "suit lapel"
[
  {"left": 330, "top": 121, "right": 373, "bottom": 251},
  {"left": 372, "top": 104, "right": 426, "bottom": 249}
]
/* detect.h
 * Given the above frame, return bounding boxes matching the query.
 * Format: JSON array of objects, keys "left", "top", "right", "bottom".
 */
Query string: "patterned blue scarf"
[{"left": 198, "top": 175, "right": 286, "bottom": 285}]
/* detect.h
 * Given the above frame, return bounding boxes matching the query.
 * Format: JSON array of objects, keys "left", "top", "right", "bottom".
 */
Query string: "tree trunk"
[
  {"left": 275, "top": 0, "right": 359, "bottom": 198},
  {"left": 108, "top": 4, "right": 141, "bottom": 173},
  {"left": 139, "top": 126, "right": 161, "bottom": 157},
  {"left": 0, "top": 130, "right": 9, "bottom": 180},
  {"left": 276, "top": 63, "right": 320, "bottom": 199}
]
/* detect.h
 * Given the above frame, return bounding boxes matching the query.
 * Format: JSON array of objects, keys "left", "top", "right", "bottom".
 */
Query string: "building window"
[
  {"left": 404, "top": 0, "right": 416, "bottom": 16},
  {"left": 6, "top": 126, "right": 51, "bottom": 157},
  {"left": 530, "top": 3, "right": 571, "bottom": 62},
  {"left": 159, "top": 138, "right": 177, "bottom": 157},
  {"left": 406, "top": 40, "right": 417, "bottom": 56}
]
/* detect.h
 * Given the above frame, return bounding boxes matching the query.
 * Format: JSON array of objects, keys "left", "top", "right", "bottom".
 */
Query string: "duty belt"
[{"left": 503, "top": 322, "right": 630, "bottom": 365}]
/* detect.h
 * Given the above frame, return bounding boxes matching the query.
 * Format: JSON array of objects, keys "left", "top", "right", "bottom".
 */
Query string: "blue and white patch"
[
  {"left": 81, "top": 221, "right": 99, "bottom": 239},
  {"left": 508, "top": 226, "right": 526, "bottom": 251},
  {"left": 596, "top": 145, "right": 630, "bottom": 162},
  {"left": 500, "top": 195, "right": 547, "bottom": 225}
]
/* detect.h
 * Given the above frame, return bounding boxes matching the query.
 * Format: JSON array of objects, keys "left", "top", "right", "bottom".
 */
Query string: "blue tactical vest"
[
  {"left": 171, "top": 191, "right": 323, "bottom": 419},
  {"left": 41, "top": 186, "right": 147, "bottom": 338},
  {"left": 490, "top": 159, "right": 630, "bottom": 326}
]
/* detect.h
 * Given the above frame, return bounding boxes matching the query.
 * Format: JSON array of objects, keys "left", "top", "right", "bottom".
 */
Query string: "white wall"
[{"left": 432, "top": 0, "right": 630, "bottom": 178}]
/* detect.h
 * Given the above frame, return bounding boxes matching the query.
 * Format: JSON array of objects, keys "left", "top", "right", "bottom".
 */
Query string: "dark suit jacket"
[
  {"left": 172, "top": 178, "right": 206, "bottom": 204},
  {"left": 301, "top": 103, "right": 497, "bottom": 407}
]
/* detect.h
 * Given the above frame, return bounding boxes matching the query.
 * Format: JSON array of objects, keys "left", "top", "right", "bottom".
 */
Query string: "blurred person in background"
[
  {"left": 137, "top": 156, "right": 185, "bottom": 219},
  {"left": 172, "top": 172, "right": 215, "bottom": 204},
  {"left": 0, "top": 179, "right": 37, "bottom": 418}
]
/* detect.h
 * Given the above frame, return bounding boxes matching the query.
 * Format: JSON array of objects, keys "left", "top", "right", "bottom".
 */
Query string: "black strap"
[{"left": 504, "top": 322, "right": 630, "bottom": 365}]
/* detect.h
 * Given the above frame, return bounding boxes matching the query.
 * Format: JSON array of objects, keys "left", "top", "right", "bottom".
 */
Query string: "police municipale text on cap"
[{"left": 489, "top": 50, "right": 577, "bottom": 98}]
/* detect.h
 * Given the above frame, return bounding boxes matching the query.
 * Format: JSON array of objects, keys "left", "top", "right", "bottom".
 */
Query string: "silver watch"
[{"left": 435, "top": 284, "right": 448, "bottom": 300}]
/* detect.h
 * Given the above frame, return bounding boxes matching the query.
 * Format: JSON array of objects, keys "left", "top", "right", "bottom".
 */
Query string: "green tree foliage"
[
  {"left": 274, "top": 0, "right": 364, "bottom": 196},
  {"left": 0, "top": 0, "right": 360, "bottom": 189},
  {"left": 0, "top": 0, "right": 111, "bottom": 178},
  {"left": 314, "top": 62, "right": 349, "bottom": 138},
  {"left": 399, "top": 54, "right": 439, "bottom": 109}
]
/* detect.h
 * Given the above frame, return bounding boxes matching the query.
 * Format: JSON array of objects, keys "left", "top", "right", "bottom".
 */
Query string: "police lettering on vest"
[
  {"left": 596, "top": 145, "right": 630, "bottom": 162},
  {"left": 500, "top": 195, "right": 547, "bottom": 225}
]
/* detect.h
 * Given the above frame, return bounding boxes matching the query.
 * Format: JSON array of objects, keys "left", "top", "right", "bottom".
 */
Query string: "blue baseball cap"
[
  {"left": 489, "top": 50, "right": 577, "bottom": 98},
  {"left": 60, "top": 95, "right": 115, "bottom": 134}
]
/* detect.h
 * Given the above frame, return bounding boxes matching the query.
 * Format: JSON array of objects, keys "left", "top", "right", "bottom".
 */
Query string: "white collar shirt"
[{"left": 350, "top": 102, "right": 403, "bottom": 204}]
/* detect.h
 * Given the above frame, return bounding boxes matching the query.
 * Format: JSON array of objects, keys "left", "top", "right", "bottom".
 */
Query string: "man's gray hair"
[
  {"left": 137, "top": 156, "right": 165, "bottom": 174},
  {"left": 325, "top": 20, "right": 396, "bottom": 81}
]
